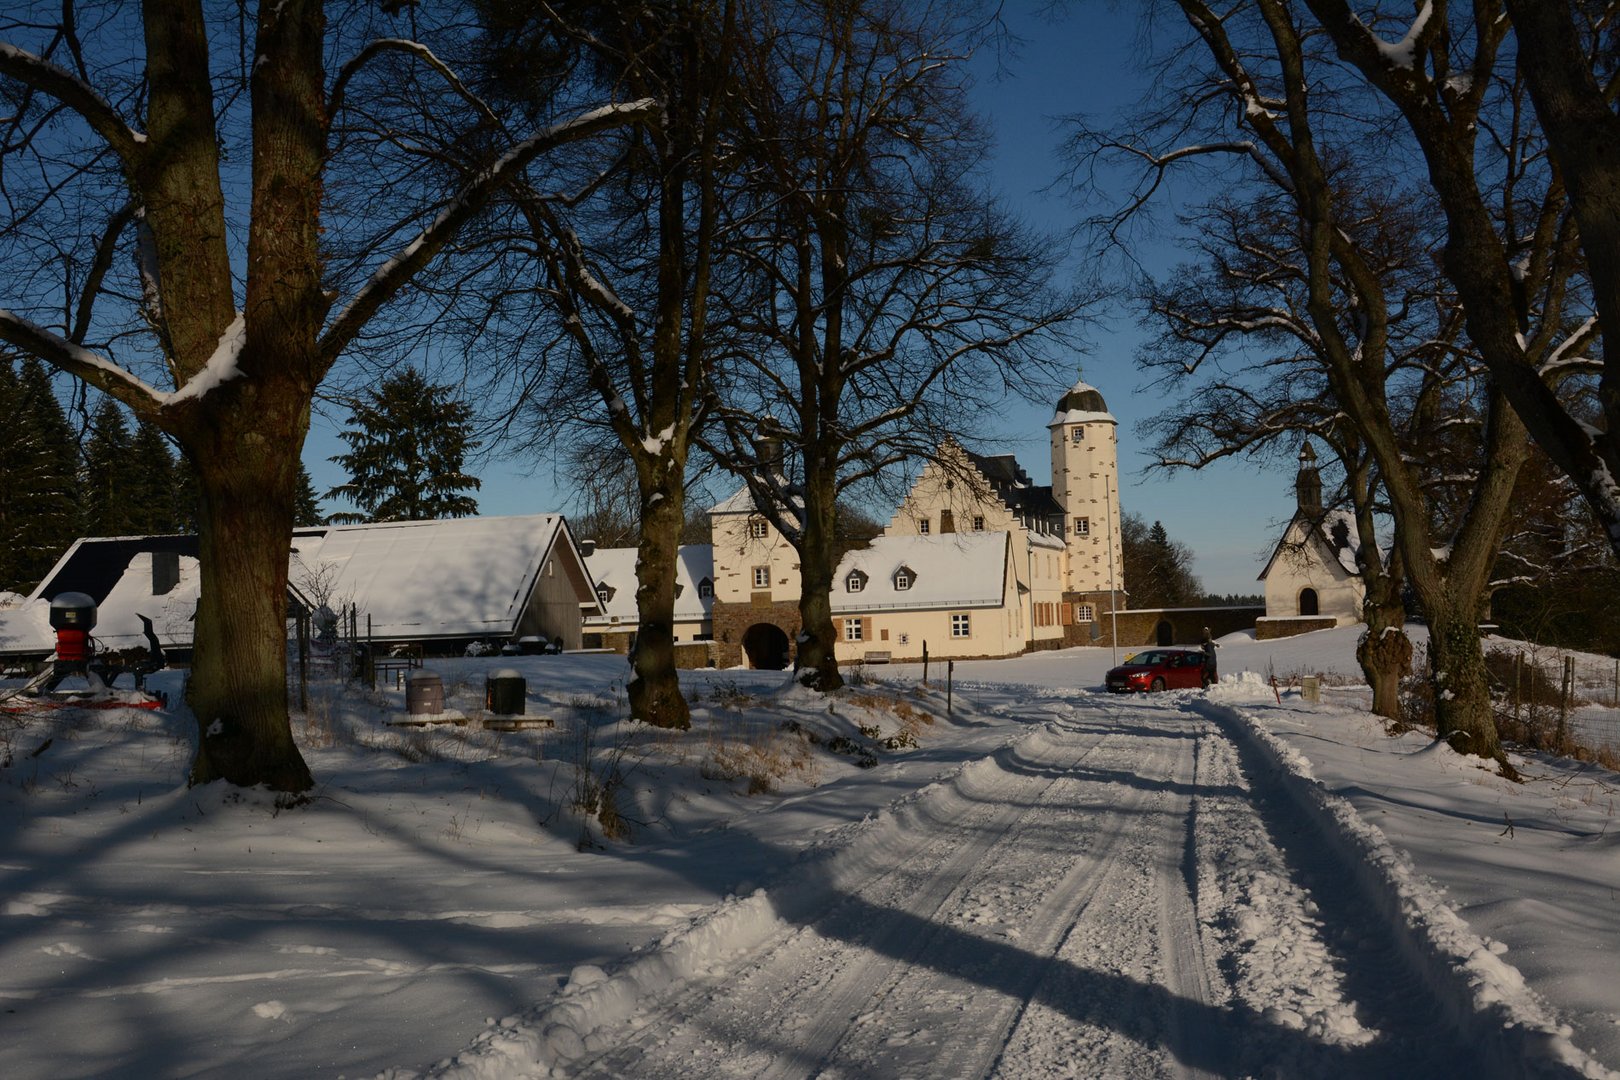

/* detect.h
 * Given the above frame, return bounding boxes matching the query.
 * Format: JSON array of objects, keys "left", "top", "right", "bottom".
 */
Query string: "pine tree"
[
  {"left": 3, "top": 359, "right": 84, "bottom": 591},
  {"left": 83, "top": 396, "right": 138, "bottom": 535},
  {"left": 127, "top": 418, "right": 182, "bottom": 534},
  {"left": 294, "top": 463, "right": 324, "bottom": 528},
  {"left": 326, "top": 369, "right": 481, "bottom": 524}
]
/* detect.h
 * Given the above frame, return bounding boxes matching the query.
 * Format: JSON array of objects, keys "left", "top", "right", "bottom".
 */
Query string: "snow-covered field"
[{"left": 2, "top": 626, "right": 1617, "bottom": 1078}]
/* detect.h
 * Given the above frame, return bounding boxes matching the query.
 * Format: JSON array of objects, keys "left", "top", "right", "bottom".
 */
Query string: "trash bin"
[
  {"left": 486, "top": 669, "right": 526, "bottom": 715},
  {"left": 406, "top": 670, "right": 444, "bottom": 715}
]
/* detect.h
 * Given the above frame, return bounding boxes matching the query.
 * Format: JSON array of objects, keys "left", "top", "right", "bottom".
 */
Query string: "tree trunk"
[
  {"left": 794, "top": 462, "right": 843, "bottom": 692},
  {"left": 1356, "top": 618, "right": 1411, "bottom": 721},
  {"left": 628, "top": 470, "right": 690, "bottom": 729},
  {"left": 185, "top": 437, "right": 313, "bottom": 794},
  {"left": 1425, "top": 602, "right": 1503, "bottom": 765}
]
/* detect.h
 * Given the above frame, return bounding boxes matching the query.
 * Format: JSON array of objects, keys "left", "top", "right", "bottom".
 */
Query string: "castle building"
[{"left": 596, "top": 373, "right": 1132, "bottom": 668}]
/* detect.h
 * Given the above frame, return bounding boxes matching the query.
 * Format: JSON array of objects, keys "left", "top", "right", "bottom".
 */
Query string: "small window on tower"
[
  {"left": 1075, "top": 517, "right": 1090, "bottom": 537},
  {"left": 748, "top": 518, "right": 769, "bottom": 539},
  {"left": 1072, "top": 427, "right": 1084, "bottom": 443},
  {"left": 752, "top": 566, "right": 770, "bottom": 589},
  {"left": 972, "top": 515, "right": 985, "bottom": 531}
]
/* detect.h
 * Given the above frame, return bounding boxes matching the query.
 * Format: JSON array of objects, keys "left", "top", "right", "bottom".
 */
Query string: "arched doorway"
[
  {"left": 1155, "top": 619, "right": 1174, "bottom": 646},
  {"left": 1298, "top": 588, "right": 1319, "bottom": 617},
  {"left": 742, "top": 623, "right": 791, "bottom": 670}
]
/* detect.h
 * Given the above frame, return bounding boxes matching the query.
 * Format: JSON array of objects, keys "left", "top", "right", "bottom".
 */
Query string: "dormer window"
[
  {"left": 893, "top": 566, "right": 916, "bottom": 591},
  {"left": 698, "top": 578, "right": 713, "bottom": 599},
  {"left": 846, "top": 569, "right": 868, "bottom": 593},
  {"left": 748, "top": 518, "right": 769, "bottom": 539},
  {"left": 674, "top": 582, "right": 684, "bottom": 598},
  {"left": 595, "top": 583, "right": 614, "bottom": 606}
]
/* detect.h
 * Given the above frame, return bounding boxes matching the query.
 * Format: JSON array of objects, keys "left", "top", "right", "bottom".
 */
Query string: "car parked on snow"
[{"left": 1105, "top": 649, "right": 1211, "bottom": 693}]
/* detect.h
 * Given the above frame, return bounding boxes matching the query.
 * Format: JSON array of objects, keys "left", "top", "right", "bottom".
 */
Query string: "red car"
[{"left": 1105, "top": 649, "right": 1211, "bottom": 693}]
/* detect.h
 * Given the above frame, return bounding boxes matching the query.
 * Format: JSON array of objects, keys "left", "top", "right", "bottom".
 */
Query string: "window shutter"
[
  {"left": 1060, "top": 603, "right": 1073, "bottom": 626},
  {"left": 862, "top": 617, "right": 873, "bottom": 641}
]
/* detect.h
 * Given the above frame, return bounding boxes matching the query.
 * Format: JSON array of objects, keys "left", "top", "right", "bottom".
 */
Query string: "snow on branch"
[
  {"left": 1358, "top": 1, "right": 1436, "bottom": 69},
  {"left": 320, "top": 98, "right": 659, "bottom": 364},
  {"left": 165, "top": 312, "right": 246, "bottom": 405},
  {"left": 0, "top": 42, "right": 145, "bottom": 163},
  {"left": 0, "top": 309, "right": 166, "bottom": 411}
]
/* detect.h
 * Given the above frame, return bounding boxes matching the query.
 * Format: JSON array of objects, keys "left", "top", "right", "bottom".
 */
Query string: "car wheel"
[{"left": 1150, "top": 677, "right": 1166, "bottom": 692}]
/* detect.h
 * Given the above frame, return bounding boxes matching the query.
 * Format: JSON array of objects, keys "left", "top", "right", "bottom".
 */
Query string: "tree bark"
[
  {"left": 794, "top": 456, "right": 844, "bottom": 691},
  {"left": 1356, "top": 615, "right": 1411, "bottom": 721},
  {"left": 184, "top": 414, "right": 313, "bottom": 793},
  {"left": 1425, "top": 600, "right": 1504, "bottom": 764},
  {"left": 628, "top": 467, "right": 691, "bottom": 730}
]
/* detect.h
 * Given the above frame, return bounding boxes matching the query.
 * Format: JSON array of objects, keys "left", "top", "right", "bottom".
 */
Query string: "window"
[
  {"left": 918, "top": 518, "right": 931, "bottom": 535},
  {"left": 894, "top": 569, "right": 912, "bottom": 591},
  {"left": 846, "top": 570, "right": 866, "bottom": 593},
  {"left": 1074, "top": 517, "right": 1090, "bottom": 537},
  {"left": 1072, "top": 427, "right": 1084, "bottom": 444},
  {"left": 972, "top": 515, "right": 985, "bottom": 531},
  {"left": 595, "top": 584, "right": 612, "bottom": 606},
  {"left": 951, "top": 613, "right": 971, "bottom": 638},
  {"left": 752, "top": 566, "right": 770, "bottom": 589},
  {"left": 748, "top": 518, "right": 769, "bottom": 539},
  {"left": 1076, "top": 603, "right": 1095, "bottom": 623},
  {"left": 698, "top": 578, "right": 713, "bottom": 599},
  {"left": 844, "top": 618, "right": 864, "bottom": 642}
]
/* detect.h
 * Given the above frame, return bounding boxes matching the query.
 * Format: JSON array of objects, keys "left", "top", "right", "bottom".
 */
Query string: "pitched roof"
[
  {"left": 832, "top": 532, "right": 1009, "bottom": 612},
  {"left": 291, "top": 515, "right": 585, "bottom": 640},
  {"left": 964, "top": 451, "right": 1065, "bottom": 521},
  {"left": 583, "top": 545, "right": 714, "bottom": 626},
  {"left": 1257, "top": 508, "right": 1366, "bottom": 582}
]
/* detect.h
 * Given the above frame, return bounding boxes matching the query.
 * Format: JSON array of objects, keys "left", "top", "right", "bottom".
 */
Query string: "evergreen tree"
[
  {"left": 126, "top": 418, "right": 187, "bottom": 534},
  {"left": 326, "top": 369, "right": 481, "bottom": 524},
  {"left": 2, "top": 359, "right": 83, "bottom": 591},
  {"left": 83, "top": 396, "right": 137, "bottom": 535},
  {"left": 1121, "top": 514, "right": 1203, "bottom": 609},
  {"left": 294, "top": 463, "right": 324, "bottom": 528}
]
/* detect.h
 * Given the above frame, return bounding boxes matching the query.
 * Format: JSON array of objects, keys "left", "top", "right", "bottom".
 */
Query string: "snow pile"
[{"left": 1201, "top": 699, "right": 1617, "bottom": 1079}]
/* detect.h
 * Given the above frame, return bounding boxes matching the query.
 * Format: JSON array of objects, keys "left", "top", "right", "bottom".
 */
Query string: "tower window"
[
  {"left": 972, "top": 515, "right": 985, "bottom": 531},
  {"left": 1072, "top": 427, "right": 1084, "bottom": 443},
  {"left": 752, "top": 566, "right": 770, "bottom": 589},
  {"left": 748, "top": 518, "right": 769, "bottom": 538},
  {"left": 1074, "top": 517, "right": 1090, "bottom": 537}
]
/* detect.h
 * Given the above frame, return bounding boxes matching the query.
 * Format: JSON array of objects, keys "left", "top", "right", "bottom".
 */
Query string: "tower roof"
[{"left": 1048, "top": 376, "right": 1116, "bottom": 427}]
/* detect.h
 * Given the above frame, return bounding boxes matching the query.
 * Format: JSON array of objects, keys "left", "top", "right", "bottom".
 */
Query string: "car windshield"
[{"left": 1132, "top": 652, "right": 1167, "bottom": 666}]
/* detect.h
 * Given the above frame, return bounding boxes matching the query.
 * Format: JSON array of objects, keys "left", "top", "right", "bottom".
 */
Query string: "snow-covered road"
[{"left": 549, "top": 693, "right": 1470, "bottom": 1079}]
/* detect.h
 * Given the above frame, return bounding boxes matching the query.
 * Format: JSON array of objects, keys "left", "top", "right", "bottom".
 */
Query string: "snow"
[
  {"left": 3, "top": 625, "right": 1619, "bottom": 1078},
  {"left": 833, "top": 532, "right": 1010, "bottom": 611},
  {"left": 1363, "top": 1, "right": 1435, "bottom": 69},
  {"left": 291, "top": 515, "right": 570, "bottom": 640},
  {"left": 164, "top": 311, "right": 246, "bottom": 404},
  {"left": 583, "top": 546, "right": 713, "bottom": 626}
]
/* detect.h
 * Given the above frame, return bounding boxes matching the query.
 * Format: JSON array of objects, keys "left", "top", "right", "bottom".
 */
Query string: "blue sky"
[{"left": 303, "top": 6, "right": 1298, "bottom": 596}]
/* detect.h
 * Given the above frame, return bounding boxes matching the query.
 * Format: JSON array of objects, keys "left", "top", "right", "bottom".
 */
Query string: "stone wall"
[
  {"left": 710, "top": 598, "right": 802, "bottom": 668},
  {"left": 1063, "top": 603, "right": 1265, "bottom": 648},
  {"left": 1255, "top": 616, "right": 1338, "bottom": 640}
]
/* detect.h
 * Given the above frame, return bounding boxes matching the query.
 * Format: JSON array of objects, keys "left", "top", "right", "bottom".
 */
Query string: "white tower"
[{"left": 1049, "top": 372, "right": 1125, "bottom": 604}]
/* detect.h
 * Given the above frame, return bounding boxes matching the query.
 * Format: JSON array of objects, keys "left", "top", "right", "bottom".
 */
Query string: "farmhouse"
[{"left": 0, "top": 514, "right": 600, "bottom": 665}]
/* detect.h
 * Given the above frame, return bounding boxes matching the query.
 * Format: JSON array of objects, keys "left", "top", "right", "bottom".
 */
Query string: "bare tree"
[
  {"left": 0, "top": 2, "right": 653, "bottom": 792},
  {"left": 1300, "top": 2, "right": 1619, "bottom": 560},
  {"left": 1080, "top": 1, "right": 1591, "bottom": 764},
  {"left": 706, "top": 0, "right": 1083, "bottom": 690}
]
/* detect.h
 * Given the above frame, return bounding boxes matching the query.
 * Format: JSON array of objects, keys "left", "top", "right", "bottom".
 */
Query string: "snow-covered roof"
[
  {"left": 293, "top": 515, "right": 584, "bottom": 640},
  {"left": 709, "top": 484, "right": 803, "bottom": 517},
  {"left": 1257, "top": 508, "right": 1367, "bottom": 581},
  {"left": 832, "top": 532, "right": 1009, "bottom": 612},
  {"left": 583, "top": 545, "right": 714, "bottom": 627},
  {"left": 1047, "top": 376, "right": 1117, "bottom": 428}
]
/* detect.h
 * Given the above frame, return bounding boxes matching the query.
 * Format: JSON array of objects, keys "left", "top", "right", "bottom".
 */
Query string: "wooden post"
[
  {"left": 947, "top": 660, "right": 954, "bottom": 717},
  {"left": 1514, "top": 652, "right": 1522, "bottom": 726},
  {"left": 296, "top": 610, "right": 309, "bottom": 714},
  {"left": 922, "top": 641, "right": 929, "bottom": 687},
  {"left": 1557, "top": 655, "right": 1572, "bottom": 747},
  {"left": 367, "top": 613, "right": 375, "bottom": 690}
]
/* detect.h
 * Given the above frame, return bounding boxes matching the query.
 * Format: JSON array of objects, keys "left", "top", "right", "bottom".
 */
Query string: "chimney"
[
  {"left": 580, "top": 538, "right": 597, "bottom": 558},
  {"left": 152, "top": 550, "right": 180, "bottom": 596}
]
